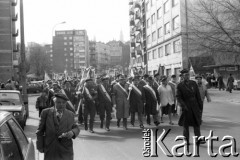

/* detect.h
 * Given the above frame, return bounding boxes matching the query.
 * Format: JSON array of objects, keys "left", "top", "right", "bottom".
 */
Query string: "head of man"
[
  {"left": 195, "top": 75, "right": 202, "bottom": 84},
  {"left": 96, "top": 76, "right": 102, "bottom": 84},
  {"left": 171, "top": 75, "right": 177, "bottom": 83},
  {"left": 143, "top": 74, "right": 149, "bottom": 81},
  {"left": 133, "top": 75, "right": 140, "bottom": 86},
  {"left": 147, "top": 76, "right": 154, "bottom": 86},
  {"left": 53, "top": 83, "right": 61, "bottom": 93},
  {"left": 118, "top": 74, "right": 126, "bottom": 85},
  {"left": 101, "top": 77, "right": 109, "bottom": 86},
  {"left": 85, "top": 78, "right": 95, "bottom": 88},
  {"left": 47, "top": 80, "right": 53, "bottom": 88},
  {"left": 64, "top": 81, "right": 71, "bottom": 89},
  {"left": 161, "top": 76, "right": 168, "bottom": 86},
  {"left": 180, "top": 69, "right": 190, "bottom": 82},
  {"left": 54, "top": 93, "right": 68, "bottom": 112},
  {"left": 41, "top": 89, "right": 48, "bottom": 97}
]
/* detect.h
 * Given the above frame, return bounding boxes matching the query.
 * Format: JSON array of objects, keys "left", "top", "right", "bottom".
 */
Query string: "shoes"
[
  {"left": 100, "top": 121, "right": 103, "bottom": 129},
  {"left": 140, "top": 124, "right": 144, "bottom": 129},
  {"left": 105, "top": 128, "right": 110, "bottom": 131},
  {"left": 84, "top": 125, "right": 88, "bottom": 131},
  {"left": 154, "top": 121, "right": 160, "bottom": 126},
  {"left": 89, "top": 130, "right": 94, "bottom": 133},
  {"left": 117, "top": 122, "right": 120, "bottom": 128},
  {"left": 131, "top": 122, "right": 134, "bottom": 127}
]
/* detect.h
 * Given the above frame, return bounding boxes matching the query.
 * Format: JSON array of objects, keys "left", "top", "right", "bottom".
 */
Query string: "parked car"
[
  {"left": 0, "top": 90, "right": 27, "bottom": 129},
  {"left": 27, "top": 82, "right": 43, "bottom": 94},
  {"left": 0, "top": 111, "right": 35, "bottom": 160}
]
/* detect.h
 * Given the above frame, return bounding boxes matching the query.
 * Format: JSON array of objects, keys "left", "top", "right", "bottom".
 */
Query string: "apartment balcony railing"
[
  {"left": 129, "top": 7, "right": 134, "bottom": 15},
  {"left": 12, "top": 29, "right": 18, "bottom": 37},
  {"left": 12, "top": 14, "right": 18, "bottom": 21},
  {"left": 130, "top": 19, "right": 135, "bottom": 26},
  {"left": 135, "top": 11, "right": 141, "bottom": 20},
  {"left": 129, "top": 0, "right": 133, "bottom": 5},
  {"left": 131, "top": 52, "right": 136, "bottom": 58},
  {"left": 135, "top": 1, "right": 141, "bottom": 9},
  {"left": 12, "top": 0, "right": 17, "bottom": 6}
]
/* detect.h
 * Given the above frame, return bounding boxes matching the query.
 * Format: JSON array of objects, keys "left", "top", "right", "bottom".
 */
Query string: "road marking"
[{"left": 203, "top": 116, "right": 240, "bottom": 125}]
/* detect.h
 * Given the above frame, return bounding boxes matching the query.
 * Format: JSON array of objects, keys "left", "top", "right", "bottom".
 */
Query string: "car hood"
[{"left": 0, "top": 105, "right": 23, "bottom": 112}]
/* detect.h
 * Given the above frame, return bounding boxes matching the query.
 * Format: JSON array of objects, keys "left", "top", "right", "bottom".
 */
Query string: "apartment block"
[
  {"left": 0, "top": 0, "right": 19, "bottom": 82},
  {"left": 52, "top": 30, "right": 89, "bottom": 74}
]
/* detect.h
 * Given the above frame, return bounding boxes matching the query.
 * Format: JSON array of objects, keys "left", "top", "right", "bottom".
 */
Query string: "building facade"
[
  {"left": 107, "top": 40, "right": 123, "bottom": 66},
  {"left": 44, "top": 44, "right": 53, "bottom": 73},
  {"left": 52, "top": 30, "right": 89, "bottom": 74},
  {"left": 0, "top": 0, "right": 19, "bottom": 82}
]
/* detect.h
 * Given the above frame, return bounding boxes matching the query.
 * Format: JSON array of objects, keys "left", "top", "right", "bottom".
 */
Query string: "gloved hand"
[{"left": 66, "top": 131, "right": 74, "bottom": 139}]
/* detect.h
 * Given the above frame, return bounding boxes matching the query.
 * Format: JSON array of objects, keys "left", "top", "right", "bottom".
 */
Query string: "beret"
[
  {"left": 85, "top": 78, "right": 93, "bottom": 83},
  {"left": 101, "top": 76, "right": 109, "bottom": 81},
  {"left": 133, "top": 75, "right": 140, "bottom": 80},
  {"left": 171, "top": 75, "right": 176, "bottom": 78},
  {"left": 143, "top": 74, "right": 149, "bottom": 78},
  {"left": 118, "top": 74, "right": 126, "bottom": 80},
  {"left": 195, "top": 74, "right": 202, "bottom": 79},
  {"left": 54, "top": 93, "right": 69, "bottom": 101},
  {"left": 160, "top": 75, "right": 168, "bottom": 82},
  {"left": 147, "top": 76, "right": 153, "bottom": 81},
  {"left": 180, "top": 69, "right": 189, "bottom": 74},
  {"left": 63, "top": 80, "right": 72, "bottom": 85}
]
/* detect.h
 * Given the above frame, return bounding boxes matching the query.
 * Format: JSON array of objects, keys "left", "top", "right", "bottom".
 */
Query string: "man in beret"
[
  {"left": 142, "top": 76, "right": 160, "bottom": 126},
  {"left": 63, "top": 80, "right": 76, "bottom": 109},
  {"left": 36, "top": 93, "right": 80, "bottom": 160},
  {"left": 129, "top": 75, "right": 144, "bottom": 128},
  {"left": 82, "top": 78, "right": 98, "bottom": 133},
  {"left": 36, "top": 89, "right": 49, "bottom": 117},
  {"left": 112, "top": 74, "right": 130, "bottom": 129},
  {"left": 97, "top": 76, "right": 112, "bottom": 131},
  {"left": 176, "top": 69, "right": 203, "bottom": 147}
]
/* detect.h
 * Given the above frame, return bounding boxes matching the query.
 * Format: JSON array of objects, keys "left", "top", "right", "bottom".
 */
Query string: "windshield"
[{"left": 0, "top": 92, "right": 21, "bottom": 105}]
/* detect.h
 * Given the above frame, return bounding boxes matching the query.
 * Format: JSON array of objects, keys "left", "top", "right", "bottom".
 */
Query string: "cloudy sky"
[{"left": 22, "top": 0, "right": 130, "bottom": 44}]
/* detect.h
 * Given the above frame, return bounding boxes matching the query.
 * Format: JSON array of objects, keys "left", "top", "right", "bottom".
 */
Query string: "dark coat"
[
  {"left": 97, "top": 84, "right": 112, "bottom": 110},
  {"left": 176, "top": 80, "right": 203, "bottom": 127},
  {"left": 112, "top": 83, "right": 130, "bottom": 119},
  {"left": 36, "top": 95, "right": 49, "bottom": 109},
  {"left": 129, "top": 84, "right": 144, "bottom": 113},
  {"left": 36, "top": 107, "right": 80, "bottom": 160},
  {"left": 142, "top": 85, "right": 160, "bottom": 115},
  {"left": 64, "top": 88, "right": 76, "bottom": 105},
  {"left": 227, "top": 76, "right": 234, "bottom": 90}
]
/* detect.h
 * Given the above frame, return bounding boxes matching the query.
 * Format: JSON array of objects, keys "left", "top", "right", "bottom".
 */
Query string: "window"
[
  {"left": 166, "top": 68, "right": 172, "bottom": 77},
  {"left": 64, "top": 53, "right": 67, "bottom": 56},
  {"left": 152, "top": 31, "right": 156, "bottom": 42},
  {"left": 164, "top": 0, "right": 170, "bottom": 13},
  {"left": 50, "top": 54, "right": 53, "bottom": 57},
  {"left": 153, "top": 49, "right": 157, "bottom": 59},
  {"left": 158, "top": 47, "right": 163, "bottom": 57},
  {"left": 64, "top": 42, "right": 67, "bottom": 45},
  {"left": 8, "top": 119, "right": 29, "bottom": 159},
  {"left": 147, "top": 18, "right": 150, "bottom": 28},
  {"left": 164, "top": 22, "right": 170, "bottom": 35},
  {"left": 66, "top": 59, "right": 68, "bottom": 62},
  {"left": 64, "top": 37, "right": 67, "bottom": 40},
  {"left": 172, "top": 0, "right": 179, "bottom": 7},
  {"left": 173, "top": 40, "right": 181, "bottom": 53},
  {"left": 70, "top": 53, "right": 73, "bottom": 56},
  {"left": 165, "top": 43, "right": 171, "bottom": 55},
  {"left": 157, "top": 8, "right": 162, "bottom": 19},
  {"left": 148, "top": 51, "right": 152, "bottom": 60},
  {"left": 70, "top": 47, "right": 73, "bottom": 51},
  {"left": 64, "top": 48, "right": 67, "bottom": 51},
  {"left": 173, "top": 15, "right": 180, "bottom": 30},
  {"left": 0, "top": 123, "right": 22, "bottom": 159},
  {"left": 147, "top": 35, "right": 151, "bottom": 44},
  {"left": 69, "top": 36, "right": 72, "bottom": 40},
  {"left": 151, "top": 13, "right": 155, "bottom": 24},
  {"left": 150, "top": 0, "right": 153, "bottom": 7},
  {"left": 158, "top": 27, "right": 163, "bottom": 38},
  {"left": 69, "top": 42, "right": 73, "bottom": 45}
]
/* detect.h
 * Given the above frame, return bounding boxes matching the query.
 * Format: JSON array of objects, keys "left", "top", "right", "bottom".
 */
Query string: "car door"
[
  {"left": 0, "top": 123, "right": 23, "bottom": 160},
  {"left": 7, "top": 119, "right": 35, "bottom": 160}
]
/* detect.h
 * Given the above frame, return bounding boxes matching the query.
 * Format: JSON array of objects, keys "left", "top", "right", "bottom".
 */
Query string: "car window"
[
  {"left": 0, "top": 123, "right": 23, "bottom": 160},
  {"left": 0, "top": 93, "right": 21, "bottom": 105},
  {"left": 8, "top": 119, "right": 29, "bottom": 159}
]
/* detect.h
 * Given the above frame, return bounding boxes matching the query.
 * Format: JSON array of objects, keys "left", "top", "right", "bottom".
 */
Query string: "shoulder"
[{"left": 65, "top": 109, "right": 75, "bottom": 117}]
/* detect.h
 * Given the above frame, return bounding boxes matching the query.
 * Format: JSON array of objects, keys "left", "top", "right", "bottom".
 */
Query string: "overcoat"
[
  {"left": 227, "top": 76, "right": 234, "bottom": 90},
  {"left": 97, "top": 84, "right": 112, "bottom": 112},
  {"left": 112, "top": 83, "right": 130, "bottom": 119},
  {"left": 129, "top": 84, "right": 144, "bottom": 113},
  {"left": 36, "top": 107, "right": 80, "bottom": 160},
  {"left": 176, "top": 80, "right": 203, "bottom": 127},
  {"left": 142, "top": 84, "right": 160, "bottom": 115}
]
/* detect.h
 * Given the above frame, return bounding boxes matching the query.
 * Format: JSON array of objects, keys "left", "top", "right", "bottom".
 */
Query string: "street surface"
[{"left": 24, "top": 89, "right": 240, "bottom": 160}]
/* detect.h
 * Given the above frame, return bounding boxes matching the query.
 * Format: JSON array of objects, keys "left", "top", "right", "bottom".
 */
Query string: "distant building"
[
  {"left": 52, "top": 30, "right": 89, "bottom": 74},
  {"left": 44, "top": 44, "right": 53, "bottom": 73},
  {"left": 0, "top": 0, "right": 19, "bottom": 82},
  {"left": 107, "top": 40, "right": 123, "bottom": 66}
]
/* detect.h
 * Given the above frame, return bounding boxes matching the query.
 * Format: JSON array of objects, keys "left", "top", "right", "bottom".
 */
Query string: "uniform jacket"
[
  {"left": 176, "top": 80, "right": 203, "bottom": 127},
  {"left": 129, "top": 84, "right": 144, "bottom": 113},
  {"left": 36, "top": 107, "right": 80, "bottom": 160},
  {"left": 64, "top": 88, "right": 76, "bottom": 105},
  {"left": 97, "top": 84, "right": 112, "bottom": 110},
  {"left": 82, "top": 86, "right": 97, "bottom": 109},
  {"left": 112, "top": 83, "right": 130, "bottom": 119},
  {"left": 142, "top": 84, "right": 160, "bottom": 115}
]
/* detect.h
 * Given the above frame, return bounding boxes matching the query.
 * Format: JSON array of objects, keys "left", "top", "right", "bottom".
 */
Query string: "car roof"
[
  {"left": 0, "top": 111, "right": 11, "bottom": 124},
  {"left": 0, "top": 90, "right": 20, "bottom": 93}
]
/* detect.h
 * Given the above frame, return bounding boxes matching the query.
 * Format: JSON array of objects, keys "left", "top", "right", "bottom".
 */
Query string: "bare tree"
[
  {"left": 187, "top": 0, "right": 240, "bottom": 64},
  {"left": 27, "top": 43, "right": 51, "bottom": 77}
]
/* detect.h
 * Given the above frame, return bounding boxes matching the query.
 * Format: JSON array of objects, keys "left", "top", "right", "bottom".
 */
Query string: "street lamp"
[{"left": 52, "top": 21, "right": 66, "bottom": 39}]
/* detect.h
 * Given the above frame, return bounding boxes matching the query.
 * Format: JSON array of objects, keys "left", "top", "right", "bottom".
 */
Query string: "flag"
[
  {"left": 44, "top": 72, "right": 51, "bottom": 82},
  {"left": 130, "top": 68, "right": 134, "bottom": 77}
]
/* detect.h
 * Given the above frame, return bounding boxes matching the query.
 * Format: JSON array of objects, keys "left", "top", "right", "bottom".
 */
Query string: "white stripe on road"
[{"left": 203, "top": 116, "right": 240, "bottom": 125}]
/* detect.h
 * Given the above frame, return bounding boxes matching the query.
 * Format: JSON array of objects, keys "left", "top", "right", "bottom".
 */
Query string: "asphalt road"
[{"left": 24, "top": 91, "right": 240, "bottom": 160}]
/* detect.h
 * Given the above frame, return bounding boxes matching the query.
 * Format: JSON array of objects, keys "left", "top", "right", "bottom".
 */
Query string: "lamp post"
[{"left": 52, "top": 21, "right": 66, "bottom": 39}]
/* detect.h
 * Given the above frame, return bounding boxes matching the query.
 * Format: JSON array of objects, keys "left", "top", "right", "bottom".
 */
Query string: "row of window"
[
  {"left": 147, "top": 39, "right": 181, "bottom": 60},
  {"left": 147, "top": 15, "right": 179, "bottom": 43},
  {"left": 146, "top": 0, "right": 179, "bottom": 13},
  {"left": 148, "top": 67, "right": 181, "bottom": 77}
]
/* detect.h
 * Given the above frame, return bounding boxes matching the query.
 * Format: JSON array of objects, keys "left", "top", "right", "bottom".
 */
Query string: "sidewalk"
[{"left": 208, "top": 88, "right": 240, "bottom": 104}]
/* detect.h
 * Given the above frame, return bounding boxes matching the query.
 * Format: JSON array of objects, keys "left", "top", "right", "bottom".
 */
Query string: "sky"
[{"left": 22, "top": 0, "right": 130, "bottom": 44}]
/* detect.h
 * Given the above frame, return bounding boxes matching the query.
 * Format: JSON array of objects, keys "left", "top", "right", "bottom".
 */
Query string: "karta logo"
[{"left": 142, "top": 129, "right": 239, "bottom": 157}]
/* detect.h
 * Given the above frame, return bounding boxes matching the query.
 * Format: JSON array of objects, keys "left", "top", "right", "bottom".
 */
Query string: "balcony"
[
  {"left": 129, "top": 0, "right": 133, "bottom": 5},
  {"left": 136, "top": 33, "right": 141, "bottom": 43},
  {"left": 136, "top": 22, "right": 141, "bottom": 31},
  {"left": 13, "top": 44, "right": 19, "bottom": 52},
  {"left": 130, "top": 28, "right": 135, "bottom": 36},
  {"left": 135, "top": 11, "right": 141, "bottom": 20},
  {"left": 12, "top": 14, "right": 18, "bottom": 21},
  {"left": 136, "top": 45, "right": 142, "bottom": 55},
  {"left": 131, "top": 52, "right": 136, "bottom": 58},
  {"left": 12, "top": 29, "right": 18, "bottom": 37},
  {"left": 135, "top": 1, "right": 141, "bottom": 9},
  {"left": 130, "top": 42, "right": 135, "bottom": 47},
  {"left": 12, "top": 0, "right": 17, "bottom": 6},
  {"left": 129, "top": 8, "right": 134, "bottom": 15},
  {"left": 130, "top": 19, "right": 135, "bottom": 26}
]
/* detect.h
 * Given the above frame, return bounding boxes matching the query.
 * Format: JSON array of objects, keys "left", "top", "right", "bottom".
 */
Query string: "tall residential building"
[
  {"left": 129, "top": 0, "right": 147, "bottom": 71},
  {"left": 44, "top": 44, "right": 53, "bottom": 73},
  {"left": 52, "top": 30, "right": 89, "bottom": 74},
  {"left": 0, "top": 0, "right": 19, "bottom": 82}
]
